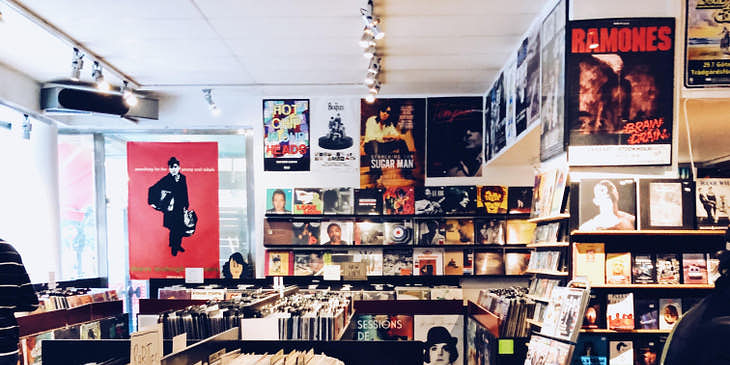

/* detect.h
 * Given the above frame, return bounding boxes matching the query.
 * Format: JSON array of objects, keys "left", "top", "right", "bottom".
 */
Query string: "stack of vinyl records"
[
  {"left": 159, "top": 302, "right": 244, "bottom": 340},
  {"left": 211, "top": 349, "right": 345, "bottom": 365},
  {"left": 35, "top": 288, "right": 119, "bottom": 311},
  {"left": 476, "top": 287, "right": 534, "bottom": 338}
]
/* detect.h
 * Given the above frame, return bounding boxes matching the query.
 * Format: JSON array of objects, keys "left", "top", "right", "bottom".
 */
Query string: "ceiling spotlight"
[
  {"left": 368, "top": 80, "right": 381, "bottom": 94},
  {"left": 70, "top": 48, "right": 84, "bottom": 81},
  {"left": 202, "top": 88, "right": 221, "bottom": 116},
  {"left": 121, "top": 81, "right": 138, "bottom": 107},
  {"left": 363, "top": 45, "right": 376, "bottom": 59},
  {"left": 365, "top": 93, "right": 376, "bottom": 103},
  {"left": 91, "top": 61, "right": 110, "bottom": 91},
  {"left": 370, "top": 25, "right": 385, "bottom": 40},
  {"left": 359, "top": 31, "right": 375, "bottom": 48},
  {"left": 365, "top": 73, "right": 376, "bottom": 86},
  {"left": 367, "top": 57, "right": 381, "bottom": 74}
]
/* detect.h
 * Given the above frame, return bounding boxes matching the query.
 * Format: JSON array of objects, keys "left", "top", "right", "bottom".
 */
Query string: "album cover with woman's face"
[
  {"left": 414, "top": 314, "right": 464, "bottom": 365},
  {"left": 578, "top": 179, "right": 636, "bottom": 231}
]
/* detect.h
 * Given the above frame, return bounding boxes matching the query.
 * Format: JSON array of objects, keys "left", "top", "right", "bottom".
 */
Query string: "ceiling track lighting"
[
  {"left": 359, "top": 30, "right": 375, "bottom": 48},
  {"left": 363, "top": 45, "right": 376, "bottom": 59},
  {"left": 360, "top": 0, "right": 383, "bottom": 103},
  {"left": 91, "top": 61, "right": 110, "bottom": 91},
  {"left": 202, "top": 88, "right": 221, "bottom": 116},
  {"left": 121, "top": 81, "right": 138, "bottom": 107},
  {"left": 367, "top": 57, "right": 381, "bottom": 74},
  {"left": 368, "top": 80, "right": 381, "bottom": 94},
  {"left": 70, "top": 48, "right": 84, "bottom": 81}
]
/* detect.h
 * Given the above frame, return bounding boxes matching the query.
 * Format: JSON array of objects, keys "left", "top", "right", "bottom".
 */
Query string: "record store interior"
[{"left": 2, "top": 0, "right": 730, "bottom": 364}]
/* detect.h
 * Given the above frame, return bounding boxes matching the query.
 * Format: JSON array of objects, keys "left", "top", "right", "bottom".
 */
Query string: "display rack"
[{"left": 17, "top": 300, "right": 123, "bottom": 337}]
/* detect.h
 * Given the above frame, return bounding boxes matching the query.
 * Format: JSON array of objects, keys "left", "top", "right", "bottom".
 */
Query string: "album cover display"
[
  {"left": 573, "top": 243, "right": 605, "bottom": 285},
  {"left": 354, "top": 188, "right": 383, "bottom": 215},
  {"left": 417, "top": 219, "right": 446, "bottom": 245},
  {"left": 476, "top": 185, "right": 508, "bottom": 214},
  {"left": 443, "top": 186, "right": 477, "bottom": 215},
  {"left": 293, "top": 188, "right": 323, "bottom": 215},
  {"left": 582, "top": 293, "right": 603, "bottom": 329},
  {"left": 413, "top": 248, "right": 444, "bottom": 276},
  {"left": 414, "top": 314, "right": 465, "bottom": 365},
  {"left": 606, "top": 252, "right": 632, "bottom": 285},
  {"left": 444, "top": 250, "right": 465, "bottom": 275},
  {"left": 319, "top": 220, "right": 354, "bottom": 245},
  {"left": 54, "top": 325, "right": 81, "bottom": 339},
  {"left": 322, "top": 187, "right": 354, "bottom": 215},
  {"left": 659, "top": 298, "right": 682, "bottom": 330},
  {"left": 474, "top": 251, "right": 504, "bottom": 275},
  {"left": 639, "top": 179, "right": 695, "bottom": 229},
  {"left": 540, "top": 286, "right": 587, "bottom": 343},
  {"left": 265, "top": 250, "right": 293, "bottom": 276},
  {"left": 607, "top": 293, "right": 634, "bottom": 330},
  {"left": 695, "top": 178, "right": 730, "bottom": 228},
  {"left": 383, "top": 249, "right": 413, "bottom": 276},
  {"left": 463, "top": 251, "right": 473, "bottom": 275},
  {"left": 533, "top": 222, "right": 561, "bottom": 243},
  {"left": 349, "top": 249, "right": 384, "bottom": 276},
  {"left": 656, "top": 253, "right": 681, "bottom": 284},
  {"left": 682, "top": 253, "right": 708, "bottom": 284},
  {"left": 474, "top": 219, "right": 506, "bottom": 245},
  {"left": 515, "top": 25, "right": 541, "bottom": 134},
  {"left": 383, "top": 220, "right": 414, "bottom": 245},
  {"left": 444, "top": 219, "right": 474, "bottom": 244},
  {"left": 635, "top": 339, "right": 659, "bottom": 365},
  {"left": 636, "top": 298, "right": 659, "bottom": 330},
  {"left": 578, "top": 179, "right": 637, "bottom": 231},
  {"left": 353, "top": 220, "right": 384, "bottom": 245},
  {"left": 549, "top": 167, "right": 569, "bottom": 216},
  {"left": 504, "top": 252, "right": 530, "bottom": 275},
  {"left": 263, "top": 219, "right": 294, "bottom": 245},
  {"left": 708, "top": 252, "right": 721, "bottom": 284},
  {"left": 507, "top": 186, "right": 532, "bottom": 214},
  {"left": 426, "top": 96, "right": 484, "bottom": 178},
  {"left": 382, "top": 186, "right": 415, "bottom": 215},
  {"left": 574, "top": 335, "right": 608, "bottom": 365},
  {"left": 539, "top": 0, "right": 566, "bottom": 161},
  {"left": 505, "top": 219, "right": 536, "bottom": 244},
  {"left": 632, "top": 254, "right": 656, "bottom": 284},
  {"left": 609, "top": 340, "right": 634, "bottom": 365},
  {"left": 294, "top": 251, "right": 326, "bottom": 276},
  {"left": 524, "top": 334, "right": 574, "bottom": 365},
  {"left": 292, "top": 220, "right": 320, "bottom": 245},
  {"left": 414, "top": 186, "right": 446, "bottom": 215},
  {"left": 266, "top": 188, "right": 293, "bottom": 214},
  {"left": 354, "top": 314, "right": 414, "bottom": 341}
]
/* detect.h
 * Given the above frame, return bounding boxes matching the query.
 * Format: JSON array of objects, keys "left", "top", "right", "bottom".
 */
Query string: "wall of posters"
[
  {"left": 311, "top": 98, "right": 359, "bottom": 171},
  {"left": 516, "top": 25, "right": 541, "bottom": 135},
  {"left": 360, "top": 98, "right": 425, "bottom": 188},
  {"left": 540, "top": 0, "right": 566, "bottom": 162},
  {"left": 127, "top": 142, "right": 220, "bottom": 279},
  {"left": 490, "top": 73, "right": 507, "bottom": 157},
  {"left": 566, "top": 18, "right": 675, "bottom": 166},
  {"left": 504, "top": 60, "right": 518, "bottom": 146},
  {"left": 263, "top": 99, "right": 310, "bottom": 171},
  {"left": 685, "top": 0, "right": 730, "bottom": 87},
  {"left": 426, "top": 96, "right": 484, "bottom": 177}
]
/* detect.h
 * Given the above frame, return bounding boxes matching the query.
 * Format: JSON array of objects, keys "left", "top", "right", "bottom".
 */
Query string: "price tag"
[
  {"left": 172, "top": 332, "right": 187, "bottom": 353},
  {"left": 341, "top": 262, "right": 367, "bottom": 281},
  {"left": 185, "top": 267, "right": 204, "bottom": 284},
  {"left": 498, "top": 339, "right": 514, "bottom": 355},
  {"left": 323, "top": 264, "right": 341, "bottom": 281},
  {"left": 130, "top": 327, "right": 162, "bottom": 365}
]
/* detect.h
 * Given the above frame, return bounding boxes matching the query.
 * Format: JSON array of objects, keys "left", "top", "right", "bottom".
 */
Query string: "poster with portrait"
[
  {"left": 540, "top": 0, "right": 567, "bottom": 161},
  {"left": 426, "top": 97, "right": 484, "bottom": 177},
  {"left": 490, "top": 73, "right": 507, "bottom": 157},
  {"left": 483, "top": 92, "right": 492, "bottom": 162},
  {"left": 685, "top": 0, "right": 730, "bottom": 87},
  {"left": 360, "top": 98, "right": 425, "bottom": 188},
  {"left": 578, "top": 178, "right": 637, "bottom": 231},
  {"left": 263, "top": 99, "right": 310, "bottom": 171},
  {"left": 518, "top": 25, "right": 541, "bottom": 132},
  {"left": 127, "top": 142, "right": 220, "bottom": 279},
  {"left": 311, "top": 98, "right": 359, "bottom": 171},
  {"left": 414, "top": 314, "right": 464, "bottom": 365},
  {"left": 695, "top": 178, "right": 730, "bottom": 228},
  {"left": 504, "top": 59, "right": 518, "bottom": 146},
  {"left": 566, "top": 18, "right": 675, "bottom": 166}
]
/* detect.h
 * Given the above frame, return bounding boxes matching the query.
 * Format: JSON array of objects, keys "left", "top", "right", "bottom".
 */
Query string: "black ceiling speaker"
[{"left": 41, "top": 83, "right": 158, "bottom": 120}]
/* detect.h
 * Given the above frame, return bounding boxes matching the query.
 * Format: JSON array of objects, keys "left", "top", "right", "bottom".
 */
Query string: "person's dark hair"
[
  {"left": 222, "top": 252, "right": 245, "bottom": 279},
  {"left": 272, "top": 189, "right": 286, "bottom": 202},
  {"left": 451, "top": 110, "right": 482, "bottom": 135},
  {"left": 423, "top": 326, "right": 459, "bottom": 363},
  {"left": 327, "top": 223, "right": 341, "bottom": 234},
  {"left": 714, "top": 249, "right": 730, "bottom": 289},
  {"left": 323, "top": 189, "right": 338, "bottom": 210},
  {"left": 168, "top": 157, "right": 180, "bottom": 167}
]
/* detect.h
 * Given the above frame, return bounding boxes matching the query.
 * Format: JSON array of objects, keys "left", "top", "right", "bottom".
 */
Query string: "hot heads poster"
[
  {"left": 263, "top": 99, "right": 310, "bottom": 171},
  {"left": 127, "top": 142, "right": 220, "bottom": 279},
  {"left": 566, "top": 18, "right": 675, "bottom": 166},
  {"left": 426, "top": 97, "right": 484, "bottom": 177},
  {"left": 311, "top": 98, "right": 359, "bottom": 171},
  {"left": 360, "top": 98, "right": 425, "bottom": 188},
  {"left": 686, "top": 0, "right": 730, "bottom": 87}
]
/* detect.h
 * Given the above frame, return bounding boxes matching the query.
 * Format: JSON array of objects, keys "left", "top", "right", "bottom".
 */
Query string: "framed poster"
[
  {"left": 685, "top": 0, "right": 730, "bottom": 87},
  {"left": 311, "top": 98, "right": 359, "bottom": 171},
  {"left": 639, "top": 179, "right": 695, "bottom": 229},
  {"left": 696, "top": 178, "right": 730, "bottom": 228},
  {"left": 566, "top": 18, "right": 675, "bottom": 166},
  {"left": 540, "top": 0, "right": 567, "bottom": 161},
  {"left": 426, "top": 96, "right": 484, "bottom": 177},
  {"left": 127, "top": 142, "right": 220, "bottom": 279},
  {"left": 360, "top": 98, "right": 425, "bottom": 188},
  {"left": 263, "top": 99, "right": 310, "bottom": 171},
  {"left": 516, "top": 25, "right": 541, "bottom": 135}
]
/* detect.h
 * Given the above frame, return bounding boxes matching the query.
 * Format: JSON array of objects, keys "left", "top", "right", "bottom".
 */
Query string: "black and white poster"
[
  {"left": 639, "top": 179, "right": 695, "bottom": 230},
  {"left": 311, "top": 98, "right": 359, "bottom": 171},
  {"left": 504, "top": 59, "right": 517, "bottom": 146},
  {"left": 483, "top": 92, "right": 492, "bottom": 162},
  {"left": 578, "top": 179, "right": 637, "bottom": 231},
  {"left": 566, "top": 18, "right": 675, "bottom": 166},
  {"left": 696, "top": 178, "right": 730, "bottom": 228},
  {"left": 426, "top": 97, "right": 484, "bottom": 177},
  {"left": 540, "top": 0, "right": 566, "bottom": 161},
  {"left": 414, "top": 315, "right": 464, "bottom": 365},
  {"left": 516, "top": 26, "right": 541, "bottom": 135},
  {"left": 489, "top": 73, "right": 507, "bottom": 157}
]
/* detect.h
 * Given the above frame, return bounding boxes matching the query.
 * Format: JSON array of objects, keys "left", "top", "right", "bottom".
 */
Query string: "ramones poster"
[
  {"left": 263, "top": 99, "right": 310, "bottom": 171},
  {"left": 311, "top": 98, "right": 359, "bottom": 171},
  {"left": 566, "top": 18, "right": 675, "bottom": 166},
  {"left": 686, "top": 0, "right": 730, "bottom": 87},
  {"left": 426, "top": 97, "right": 484, "bottom": 177},
  {"left": 360, "top": 98, "right": 425, "bottom": 188},
  {"left": 540, "top": 0, "right": 566, "bottom": 161},
  {"left": 127, "top": 142, "right": 220, "bottom": 279}
]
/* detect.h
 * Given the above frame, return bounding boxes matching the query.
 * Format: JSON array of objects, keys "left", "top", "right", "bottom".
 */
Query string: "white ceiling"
[{"left": 0, "top": 0, "right": 548, "bottom": 95}]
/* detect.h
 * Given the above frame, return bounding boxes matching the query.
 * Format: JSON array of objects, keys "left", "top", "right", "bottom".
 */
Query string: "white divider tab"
[{"left": 185, "top": 267, "right": 204, "bottom": 284}]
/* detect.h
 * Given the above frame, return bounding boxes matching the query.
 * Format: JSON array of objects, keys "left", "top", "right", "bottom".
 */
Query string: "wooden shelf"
[
  {"left": 585, "top": 283, "right": 714, "bottom": 289},
  {"left": 571, "top": 229, "right": 726, "bottom": 237},
  {"left": 524, "top": 294, "right": 550, "bottom": 302},
  {"left": 526, "top": 319, "right": 543, "bottom": 327},
  {"left": 485, "top": 121, "right": 540, "bottom": 168},
  {"left": 527, "top": 213, "right": 570, "bottom": 224},
  {"left": 580, "top": 329, "right": 670, "bottom": 334},
  {"left": 525, "top": 270, "right": 569, "bottom": 277},
  {"left": 526, "top": 242, "right": 570, "bottom": 248}
]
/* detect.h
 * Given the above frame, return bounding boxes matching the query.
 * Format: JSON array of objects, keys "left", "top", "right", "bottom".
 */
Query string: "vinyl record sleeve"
[{"left": 639, "top": 179, "right": 695, "bottom": 229}]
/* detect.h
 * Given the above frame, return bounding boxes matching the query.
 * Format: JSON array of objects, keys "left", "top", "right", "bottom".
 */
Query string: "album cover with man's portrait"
[
  {"left": 426, "top": 96, "right": 484, "bottom": 178},
  {"left": 695, "top": 178, "right": 730, "bottom": 228},
  {"left": 578, "top": 179, "right": 636, "bottom": 231},
  {"left": 415, "top": 186, "right": 446, "bottom": 215},
  {"left": 639, "top": 179, "right": 695, "bottom": 230},
  {"left": 443, "top": 186, "right": 477, "bottom": 215},
  {"left": 318, "top": 220, "right": 354, "bottom": 245}
]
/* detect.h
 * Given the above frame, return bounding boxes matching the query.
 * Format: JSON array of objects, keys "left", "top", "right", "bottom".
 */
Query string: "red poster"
[{"left": 127, "top": 142, "right": 219, "bottom": 279}]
